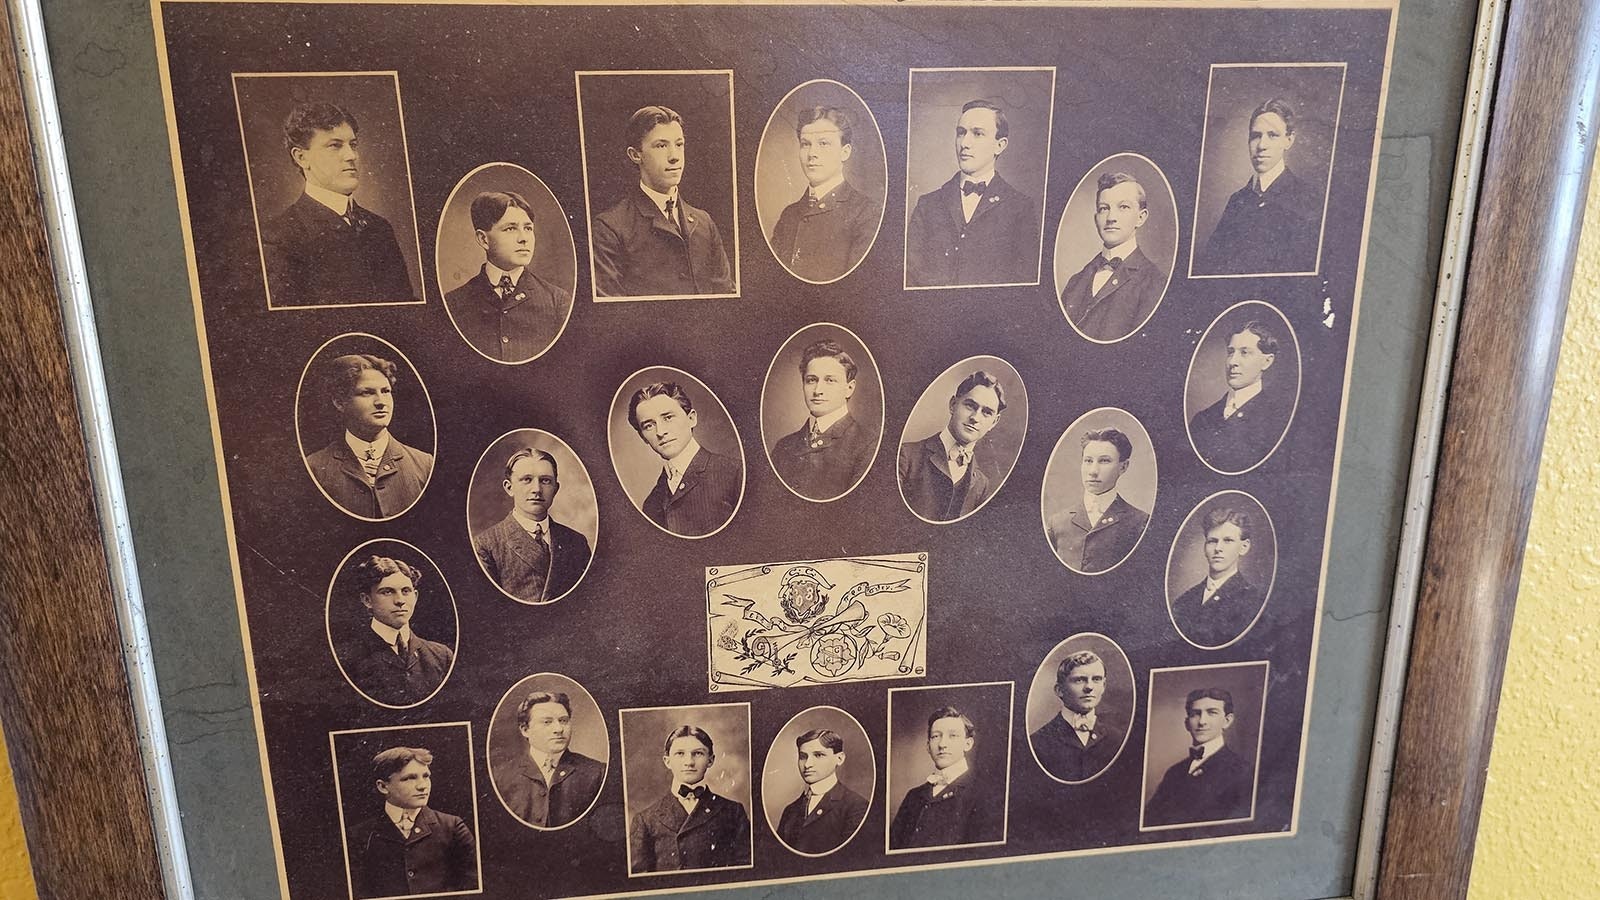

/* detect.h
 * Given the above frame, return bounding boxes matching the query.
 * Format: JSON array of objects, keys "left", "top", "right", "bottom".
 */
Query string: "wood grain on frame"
[{"left": 1377, "top": 1, "right": 1600, "bottom": 896}]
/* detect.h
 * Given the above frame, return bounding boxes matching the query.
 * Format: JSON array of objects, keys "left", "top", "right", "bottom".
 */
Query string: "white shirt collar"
[
  {"left": 344, "top": 429, "right": 390, "bottom": 460},
  {"left": 484, "top": 261, "right": 526, "bottom": 289},
  {"left": 961, "top": 164, "right": 997, "bottom": 188},
  {"left": 939, "top": 428, "right": 974, "bottom": 456},
  {"left": 1103, "top": 234, "right": 1138, "bottom": 261},
  {"left": 385, "top": 802, "right": 421, "bottom": 827},
  {"left": 369, "top": 618, "right": 411, "bottom": 649},
  {"left": 1060, "top": 708, "right": 1097, "bottom": 730},
  {"left": 1204, "top": 569, "right": 1239, "bottom": 600},
  {"left": 810, "top": 406, "right": 849, "bottom": 435},
  {"left": 1190, "top": 735, "right": 1227, "bottom": 768},
  {"left": 528, "top": 745, "right": 563, "bottom": 771},
  {"left": 930, "top": 758, "right": 969, "bottom": 789},
  {"left": 304, "top": 180, "right": 353, "bottom": 216},
  {"left": 511, "top": 508, "right": 551, "bottom": 535},
  {"left": 1254, "top": 160, "right": 1286, "bottom": 193},
  {"left": 808, "top": 172, "right": 846, "bottom": 201},
  {"left": 1083, "top": 488, "right": 1121, "bottom": 523},
  {"left": 805, "top": 773, "right": 838, "bottom": 803},
  {"left": 639, "top": 181, "right": 678, "bottom": 219},
  {"left": 1226, "top": 379, "right": 1264, "bottom": 414},
  {"left": 665, "top": 438, "right": 702, "bottom": 483}
]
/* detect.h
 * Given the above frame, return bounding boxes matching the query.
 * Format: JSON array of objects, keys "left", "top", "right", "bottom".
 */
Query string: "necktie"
[
  {"left": 1097, "top": 254, "right": 1122, "bottom": 272},
  {"left": 533, "top": 524, "right": 548, "bottom": 551},
  {"left": 961, "top": 180, "right": 987, "bottom": 196},
  {"left": 340, "top": 204, "right": 355, "bottom": 229},
  {"left": 949, "top": 447, "right": 970, "bottom": 469},
  {"left": 398, "top": 813, "right": 415, "bottom": 837},
  {"left": 665, "top": 198, "right": 680, "bottom": 234},
  {"left": 1224, "top": 395, "right": 1240, "bottom": 418},
  {"left": 361, "top": 447, "right": 379, "bottom": 481},
  {"left": 1189, "top": 746, "right": 1205, "bottom": 761},
  {"left": 926, "top": 771, "right": 949, "bottom": 786},
  {"left": 497, "top": 274, "right": 515, "bottom": 298},
  {"left": 1074, "top": 720, "right": 1093, "bottom": 733},
  {"left": 677, "top": 784, "right": 706, "bottom": 800},
  {"left": 393, "top": 633, "right": 406, "bottom": 658}
]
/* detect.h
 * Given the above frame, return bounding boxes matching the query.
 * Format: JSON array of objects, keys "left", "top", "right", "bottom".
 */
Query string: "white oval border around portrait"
[
  {"left": 466, "top": 428, "right": 599, "bottom": 606},
  {"left": 762, "top": 704, "right": 877, "bottom": 858},
  {"left": 759, "top": 322, "right": 885, "bottom": 503},
  {"left": 1163, "top": 489, "right": 1278, "bottom": 650},
  {"left": 1024, "top": 632, "right": 1136, "bottom": 786},
  {"left": 434, "top": 161, "right": 579, "bottom": 366},
  {"left": 323, "top": 537, "right": 459, "bottom": 710},
  {"left": 1039, "top": 406, "right": 1158, "bottom": 576},
  {"left": 895, "top": 354, "right": 1029, "bottom": 526},
  {"left": 485, "top": 671, "right": 610, "bottom": 832},
  {"left": 756, "top": 79, "right": 889, "bottom": 285},
  {"left": 294, "top": 332, "right": 438, "bottom": 523},
  {"left": 606, "top": 366, "right": 748, "bottom": 541},
  {"left": 1052, "top": 151, "right": 1179, "bottom": 345},
  {"left": 1183, "top": 300, "right": 1302, "bottom": 475}
]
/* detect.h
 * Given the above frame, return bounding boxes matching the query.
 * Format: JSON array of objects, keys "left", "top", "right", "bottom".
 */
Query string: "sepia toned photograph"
[
  {"left": 1166, "top": 491, "right": 1278, "bottom": 649},
  {"left": 1053, "top": 152, "right": 1178, "bottom": 343},
  {"left": 436, "top": 162, "right": 577, "bottom": 365},
  {"left": 760, "top": 705, "right": 875, "bottom": 858},
  {"left": 607, "top": 366, "right": 746, "bottom": 539},
  {"left": 576, "top": 70, "right": 739, "bottom": 301},
  {"left": 759, "top": 322, "right": 883, "bottom": 502},
  {"left": 1140, "top": 662, "right": 1268, "bottom": 831},
  {"left": 903, "top": 67, "right": 1054, "bottom": 290},
  {"left": 885, "top": 681, "right": 1012, "bottom": 853},
  {"left": 619, "top": 703, "right": 754, "bottom": 876},
  {"left": 486, "top": 672, "right": 609, "bottom": 831},
  {"left": 896, "top": 356, "right": 1028, "bottom": 525},
  {"left": 1189, "top": 63, "right": 1347, "bottom": 278},
  {"left": 1041, "top": 407, "right": 1157, "bottom": 575},
  {"left": 1184, "top": 300, "right": 1302, "bottom": 475},
  {"left": 325, "top": 538, "right": 457, "bottom": 710},
  {"left": 755, "top": 79, "right": 888, "bottom": 284},
  {"left": 1024, "top": 633, "right": 1135, "bottom": 785},
  {"left": 233, "top": 71, "right": 423, "bottom": 309},
  {"left": 295, "top": 332, "right": 436, "bottom": 522},
  {"left": 329, "top": 722, "right": 481, "bottom": 899},
  {"left": 466, "top": 429, "right": 597, "bottom": 605}
]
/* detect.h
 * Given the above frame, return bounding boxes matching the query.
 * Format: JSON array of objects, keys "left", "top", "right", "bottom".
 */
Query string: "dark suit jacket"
[
  {"left": 629, "top": 789, "right": 751, "bottom": 872},
  {"left": 905, "top": 172, "right": 1040, "bottom": 287},
  {"left": 444, "top": 265, "right": 569, "bottom": 362},
  {"left": 473, "top": 514, "right": 591, "bottom": 603},
  {"left": 775, "top": 780, "right": 870, "bottom": 855},
  {"left": 337, "top": 628, "right": 454, "bottom": 707},
  {"left": 769, "top": 180, "right": 880, "bottom": 282},
  {"left": 348, "top": 805, "right": 476, "bottom": 898},
  {"left": 897, "top": 434, "right": 991, "bottom": 522},
  {"left": 592, "top": 188, "right": 733, "bottom": 297},
  {"left": 305, "top": 435, "right": 433, "bottom": 520},
  {"left": 1195, "top": 166, "right": 1322, "bottom": 275},
  {"left": 642, "top": 447, "right": 742, "bottom": 537},
  {"left": 1046, "top": 494, "right": 1150, "bottom": 574},
  {"left": 1144, "top": 745, "right": 1255, "bottom": 827},
  {"left": 493, "top": 750, "right": 606, "bottom": 829},
  {"left": 1187, "top": 383, "right": 1293, "bottom": 473},
  {"left": 770, "top": 411, "right": 877, "bottom": 500},
  {"left": 1030, "top": 714, "right": 1123, "bottom": 783},
  {"left": 1059, "top": 245, "right": 1166, "bottom": 341},
  {"left": 1171, "top": 571, "right": 1266, "bottom": 647},
  {"left": 888, "top": 767, "right": 1004, "bottom": 850},
  {"left": 261, "top": 193, "right": 415, "bottom": 307}
]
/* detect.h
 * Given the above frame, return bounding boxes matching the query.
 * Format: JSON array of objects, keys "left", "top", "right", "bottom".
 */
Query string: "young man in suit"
[
  {"left": 1046, "top": 428, "right": 1151, "bottom": 573},
  {"left": 1144, "top": 688, "right": 1255, "bottom": 826},
  {"left": 889, "top": 706, "right": 1003, "bottom": 850},
  {"left": 629, "top": 725, "right": 752, "bottom": 873},
  {"left": 473, "top": 447, "right": 593, "bottom": 603},
  {"left": 347, "top": 746, "right": 476, "bottom": 898},
  {"left": 1188, "top": 319, "right": 1292, "bottom": 472},
  {"left": 898, "top": 370, "right": 1006, "bottom": 522},
  {"left": 770, "top": 339, "right": 876, "bottom": 501},
  {"left": 1196, "top": 97, "right": 1322, "bottom": 275},
  {"left": 444, "top": 191, "right": 570, "bottom": 363},
  {"left": 492, "top": 690, "right": 607, "bottom": 829},
  {"left": 768, "top": 106, "right": 881, "bottom": 282},
  {"left": 304, "top": 353, "right": 433, "bottom": 520},
  {"left": 260, "top": 101, "right": 416, "bottom": 307},
  {"left": 592, "top": 105, "right": 734, "bottom": 298},
  {"left": 1171, "top": 507, "right": 1266, "bottom": 646},
  {"left": 334, "top": 555, "right": 453, "bottom": 706},
  {"left": 905, "top": 99, "right": 1040, "bottom": 287},
  {"left": 1059, "top": 171, "right": 1167, "bottom": 341},
  {"left": 1030, "top": 650, "right": 1123, "bottom": 783},
  {"left": 628, "top": 381, "right": 742, "bottom": 537},
  {"left": 775, "top": 728, "right": 870, "bottom": 855}
]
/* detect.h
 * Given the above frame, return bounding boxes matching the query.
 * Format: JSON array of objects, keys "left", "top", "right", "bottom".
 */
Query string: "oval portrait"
[
  {"left": 486, "top": 672, "right": 610, "bottom": 831},
  {"left": 1052, "top": 152, "right": 1178, "bottom": 343},
  {"left": 760, "top": 323, "right": 884, "bottom": 502},
  {"left": 325, "top": 538, "right": 458, "bottom": 709},
  {"left": 895, "top": 356, "right": 1027, "bottom": 525},
  {"left": 1165, "top": 490, "right": 1278, "bottom": 648},
  {"left": 755, "top": 79, "right": 888, "bottom": 284},
  {"left": 1025, "top": 632, "right": 1135, "bottom": 785},
  {"left": 760, "top": 705, "right": 875, "bottom": 857},
  {"left": 607, "top": 366, "right": 746, "bottom": 539},
  {"left": 1183, "top": 300, "right": 1301, "bottom": 475},
  {"left": 467, "top": 429, "right": 598, "bottom": 605},
  {"left": 435, "top": 162, "right": 578, "bottom": 365},
  {"left": 1041, "top": 407, "right": 1157, "bottom": 575},
  {"left": 295, "top": 332, "right": 436, "bottom": 522}
]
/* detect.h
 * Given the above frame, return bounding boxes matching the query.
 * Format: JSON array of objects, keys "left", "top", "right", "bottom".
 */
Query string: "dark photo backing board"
[{"left": 151, "top": 2, "right": 1394, "bottom": 898}]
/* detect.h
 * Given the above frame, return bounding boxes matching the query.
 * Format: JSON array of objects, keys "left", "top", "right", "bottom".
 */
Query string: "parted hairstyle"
[
  {"left": 1249, "top": 97, "right": 1297, "bottom": 135},
  {"left": 1056, "top": 650, "right": 1104, "bottom": 687},
  {"left": 470, "top": 191, "right": 534, "bottom": 233},
  {"left": 1081, "top": 428, "right": 1134, "bottom": 463},
  {"left": 372, "top": 746, "right": 433, "bottom": 782},
  {"left": 798, "top": 339, "right": 858, "bottom": 382},
  {"left": 1202, "top": 506, "right": 1254, "bottom": 541},
  {"left": 626, "top": 105, "right": 684, "bottom": 151},
  {"left": 628, "top": 381, "right": 695, "bottom": 431},
  {"left": 960, "top": 99, "right": 1009, "bottom": 140},
  {"left": 1097, "top": 171, "right": 1147, "bottom": 208},
  {"left": 795, "top": 107, "right": 853, "bottom": 146},
  {"left": 325, "top": 354, "right": 398, "bottom": 407},
  {"left": 350, "top": 555, "right": 423, "bottom": 597},
  {"left": 283, "top": 101, "right": 357, "bottom": 170},
  {"left": 503, "top": 446, "right": 559, "bottom": 482},
  {"left": 662, "top": 724, "right": 715, "bottom": 756},
  {"left": 1185, "top": 687, "right": 1235, "bottom": 716},
  {"left": 952, "top": 370, "right": 1007, "bottom": 412},
  {"left": 925, "top": 706, "right": 975, "bottom": 739},
  {"left": 517, "top": 690, "right": 573, "bottom": 729},
  {"left": 795, "top": 728, "right": 845, "bottom": 753},
  {"left": 1231, "top": 320, "right": 1280, "bottom": 356}
]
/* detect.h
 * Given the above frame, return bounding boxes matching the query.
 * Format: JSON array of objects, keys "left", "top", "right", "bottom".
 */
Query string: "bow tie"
[
  {"left": 677, "top": 784, "right": 706, "bottom": 800},
  {"left": 1074, "top": 721, "right": 1093, "bottom": 733},
  {"left": 1096, "top": 254, "right": 1124, "bottom": 271},
  {"left": 948, "top": 447, "right": 971, "bottom": 468},
  {"left": 961, "top": 180, "right": 987, "bottom": 196},
  {"left": 1189, "top": 746, "right": 1206, "bottom": 761},
  {"left": 926, "top": 771, "right": 950, "bottom": 786}
]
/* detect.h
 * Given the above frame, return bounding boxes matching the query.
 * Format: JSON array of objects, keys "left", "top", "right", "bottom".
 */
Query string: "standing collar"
[{"left": 304, "top": 180, "right": 353, "bottom": 216}]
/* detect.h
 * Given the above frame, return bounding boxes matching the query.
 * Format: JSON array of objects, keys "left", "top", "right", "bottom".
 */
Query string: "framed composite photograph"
[{"left": 1, "top": 1, "right": 1595, "bottom": 900}]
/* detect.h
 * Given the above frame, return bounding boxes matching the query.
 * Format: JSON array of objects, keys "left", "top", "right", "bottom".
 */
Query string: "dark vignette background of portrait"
[
  {"left": 885, "top": 683, "right": 1013, "bottom": 842},
  {"left": 1024, "top": 633, "right": 1136, "bottom": 754},
  {"left": 1166, "top": 491, "right": 1279, "bottom": 604},
  {"left": 1053, "top": 152, "right": 1179, "bottom": 310},
  {"left": 435, "top": 162, "right": 578, "bottom": 310},
  {"left": 466, "top": 429, "right": 599, "bottom": 552},
  {"left": 1040, "top": 406, "right": 1160, "bottom": 525},
  {"left": 327, "top": 538, "right": 460, "bottom": 703},
  {"left": 159, "top": 4, "right": 1389, "bottom": 895},
  {"left": 330, "top": 723, "right": 479, "bottom": 876},
  {"left": 1142, "top": 663, "right": 1268, "bottom": 814},
  {"left": 294, "top": 332, "right": 437, "bottom": 473},
  {"left": 759, "top": 706, "right": 877, "bottom": 848},
  {"left": 607, "top": 366, "right": 744, "bottom": 515},
  {"left": 1183, "top": 302, "right": 1303, "bottom": 425},
  {"left": 619, "top": 704, "right": 754, "bottom": 843},
  {"left": 486, "top": 673, "right": 610, "bottom": 816},
  {"left": 760, "top": 323, "right": 885, "bottom": 466},
  {"left": 234, "top": 72, "right": 424, "bottom": 304}
]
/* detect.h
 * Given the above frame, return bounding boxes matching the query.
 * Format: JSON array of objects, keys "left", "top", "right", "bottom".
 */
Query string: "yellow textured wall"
[{"left": 0, "top": 725, "right": 38, "bottom": 898}]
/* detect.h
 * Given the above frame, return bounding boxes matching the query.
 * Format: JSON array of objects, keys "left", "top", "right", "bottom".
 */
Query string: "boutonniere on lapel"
[
  {"left": 987, "top": 195, "right": 1001, "bottom": 204},
  {"left": 514, "top": 292, "right": 526, "bottom": 302},
  {"left": 1103, "top": 515, "right": 1117, "bottom": 524}
]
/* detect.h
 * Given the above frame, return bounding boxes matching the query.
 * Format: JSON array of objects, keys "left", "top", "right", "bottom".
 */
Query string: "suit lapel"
[
  {"left": 678, "top": 792, "right": 718, "bottom": 834},
  {"left": 966, "top": 173, "right": 1007, "bottom": 226},
  {"left": 942, "top": 176, "right": 966, "bottom": 230},
  {"left": 921, "top": 435, "right": 954, "bottom": 482},
  {"left": 668, "top": 451, "right": 709, "bottom": 507}
]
